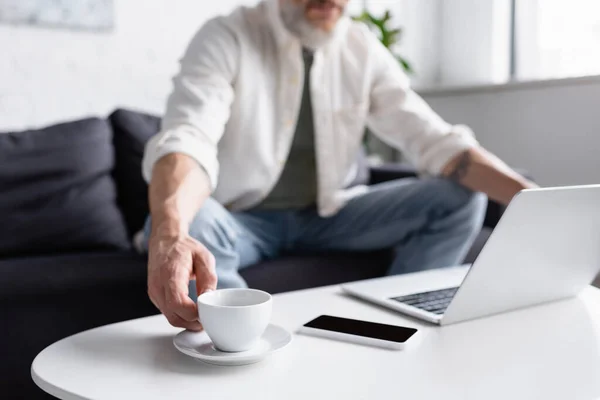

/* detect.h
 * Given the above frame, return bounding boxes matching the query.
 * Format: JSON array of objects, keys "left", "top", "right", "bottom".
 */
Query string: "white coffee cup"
[{"left": 197, "top": 288, "right": 272, "bottom": 352}]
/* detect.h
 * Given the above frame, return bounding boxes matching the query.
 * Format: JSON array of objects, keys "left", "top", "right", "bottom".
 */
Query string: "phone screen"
[{"left": 303, "top": 315, "right": 418, "bottom": 343}]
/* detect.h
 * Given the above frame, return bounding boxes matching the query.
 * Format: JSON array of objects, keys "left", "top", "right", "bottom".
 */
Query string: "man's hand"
[
  {"left": 146, "top": 153, "right": 214, "bottom": 330},
  {"left": 442, "top": 147, "right": 538, "bottom": 205},
  {"left": 147, "top": 233, "right": 217, "bottom": 331}
]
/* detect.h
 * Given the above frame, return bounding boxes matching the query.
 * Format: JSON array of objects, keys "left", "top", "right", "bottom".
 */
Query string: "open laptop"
[{"left": 342, "top": 185, "right": 600, "bottom": 326}]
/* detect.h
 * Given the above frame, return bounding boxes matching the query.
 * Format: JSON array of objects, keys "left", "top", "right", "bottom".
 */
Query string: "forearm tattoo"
[{"left": 447, "top": 150, "right": 472, "bottom": 182}]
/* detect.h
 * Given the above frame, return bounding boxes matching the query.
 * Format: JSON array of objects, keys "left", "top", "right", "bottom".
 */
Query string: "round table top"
[{"left": 32, "top": 281, "right": 600, "bottom": 400}]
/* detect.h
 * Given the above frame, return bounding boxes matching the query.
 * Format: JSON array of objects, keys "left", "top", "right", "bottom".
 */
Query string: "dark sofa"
[{"left": 0, "top": 109, "right": 503, "bottom": 399}]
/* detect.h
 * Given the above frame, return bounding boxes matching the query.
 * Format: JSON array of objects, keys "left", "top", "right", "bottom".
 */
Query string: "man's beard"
[{"left": 279, "top": 0, "right": 337, "bottom": 50}]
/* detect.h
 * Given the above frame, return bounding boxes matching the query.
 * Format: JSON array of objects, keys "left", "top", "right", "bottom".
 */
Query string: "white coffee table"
[{"left": 32, "top": 276, "right": 600, "bottom": 400}]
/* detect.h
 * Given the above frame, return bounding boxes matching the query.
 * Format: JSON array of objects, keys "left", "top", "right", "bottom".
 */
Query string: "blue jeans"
[{"left": 144, "top": 178, "right": 486, "bottom": 298}]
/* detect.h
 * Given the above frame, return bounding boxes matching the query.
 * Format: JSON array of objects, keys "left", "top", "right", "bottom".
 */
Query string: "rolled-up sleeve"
[
  {"left": 142, "top": 17, "right": 239, "bottom": 189},
  {"left": 365, "top": 31, "right": 478, "bottom": 176}
]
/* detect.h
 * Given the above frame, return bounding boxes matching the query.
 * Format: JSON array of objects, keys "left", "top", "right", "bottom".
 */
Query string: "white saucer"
[{"left": 173, "top": 324, "right": 292, "bottom": 366}]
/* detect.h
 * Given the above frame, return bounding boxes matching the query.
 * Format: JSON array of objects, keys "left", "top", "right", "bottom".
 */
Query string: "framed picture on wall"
[{"left": 0, "top": 0, "right": 114, "bottom": 31}]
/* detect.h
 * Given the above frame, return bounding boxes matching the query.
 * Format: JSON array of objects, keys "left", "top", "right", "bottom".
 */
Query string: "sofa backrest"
[
  {"left": 0, "top": 118, "right": 131, "bottom": 257},
  {"left": 109, "top": 108, "right": 161, "bottom": 237}
]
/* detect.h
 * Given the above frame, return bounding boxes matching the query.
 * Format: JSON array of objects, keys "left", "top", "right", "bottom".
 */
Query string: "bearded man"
[{"left": 142, "top": 0, "right": 535, "bottom": 330}]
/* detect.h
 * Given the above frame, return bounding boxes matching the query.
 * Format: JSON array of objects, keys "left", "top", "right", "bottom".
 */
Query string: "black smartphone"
[{"left": 299, "top": 315, "right": 419, "bottom": 349}]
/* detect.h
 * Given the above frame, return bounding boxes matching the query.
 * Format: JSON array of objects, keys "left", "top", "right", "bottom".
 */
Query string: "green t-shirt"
[{"left": 256, "top": 48, "right": 317, "bottom": 210}]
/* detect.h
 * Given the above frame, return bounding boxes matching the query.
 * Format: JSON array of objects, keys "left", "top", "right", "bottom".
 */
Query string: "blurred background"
[{"left": 1, "top": 0, "right": 600, "bottom": 186}]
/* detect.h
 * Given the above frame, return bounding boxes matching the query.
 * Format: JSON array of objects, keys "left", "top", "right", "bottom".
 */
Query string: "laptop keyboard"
[{"left": 390, "top": 287, "right": 459, "bottom": 315}]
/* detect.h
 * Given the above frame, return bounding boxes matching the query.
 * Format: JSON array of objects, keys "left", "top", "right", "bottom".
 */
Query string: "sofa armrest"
[{"left": 368, "top": 163, "right": 512, "bottom": 230}]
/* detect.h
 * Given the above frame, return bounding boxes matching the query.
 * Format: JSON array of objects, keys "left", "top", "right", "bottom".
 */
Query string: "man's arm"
[
  {"left": 362, "top": 26, "right": 535, "bottom": 205},
  {"left": 147, "top": 154, "right": 217, "bottom": 331},
  {"left": 442, "top": 147, "right": 537, "bottom": 205},
  {"left": 142, "top": 17, "right": 239, "bottom": 330},
  {"left": 149, "top": 153, "right": 210, "bottom": 238}
]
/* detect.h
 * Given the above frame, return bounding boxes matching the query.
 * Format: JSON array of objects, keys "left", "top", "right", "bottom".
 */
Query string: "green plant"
[{"left": 353, "top": 10, "right": 414, "bottom": 75}]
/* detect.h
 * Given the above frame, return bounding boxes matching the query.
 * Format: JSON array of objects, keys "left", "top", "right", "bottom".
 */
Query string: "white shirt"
[{"left": 142, "top": 0, "right": 478, "bottom": 217}]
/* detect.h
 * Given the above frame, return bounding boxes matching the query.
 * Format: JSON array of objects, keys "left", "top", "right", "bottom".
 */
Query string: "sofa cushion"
[
  {"left": 0, "top": 118, "right": 130, "bottom": 257},
  {"left": 241, "top": 250, "right": 394, "bottom": 294},
  {"left": 0, "top": 251, "right": 148, "bottom": 299},
  {"left": 0, "top": 249, "right": 394, "bottom": 299},
  {"left": 0, "top": 251, "right": 155, "bottom": 399},
  {"left": 109, "top": 109, "right": 161, "bottom": 237}
]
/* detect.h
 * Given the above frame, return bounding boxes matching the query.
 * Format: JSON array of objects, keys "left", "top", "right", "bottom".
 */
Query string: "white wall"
[
  {"left": 0, "top": 0, "right": 259, "bottom": 131},
  {"left": 438, "top": 0, "right": 511, "bottom": 87},
  {"left": 422, "top": 78, "right": 600, "bottom": 187},
  {"left": 392, "top": 0, "right": 440, "bottom": 88}
]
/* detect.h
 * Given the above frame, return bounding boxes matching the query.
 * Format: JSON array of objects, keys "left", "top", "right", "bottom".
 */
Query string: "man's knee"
[
  {"left": 143, "top": 198, "right": 238, "bottom": 251},
  {"left": 443, "top": 180, "right": 487, "bottom": 231},
  {"left": 423, "top": 178, "right": 487, "bottom": 228},
  {"left": 462, "top": 191, "right": 488, "bottom": 232},
  {"left": 188, "top": 198, "right": 239, "bottom": 250}
]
